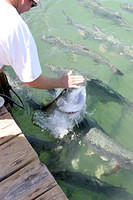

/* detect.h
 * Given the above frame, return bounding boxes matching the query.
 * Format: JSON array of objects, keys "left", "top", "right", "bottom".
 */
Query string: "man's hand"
[
  {"left": 60, "top": 70, "right": 85, "bottom": 88},
  {"left": 24, "top": 71, "right": 84, "bottom": 89}
]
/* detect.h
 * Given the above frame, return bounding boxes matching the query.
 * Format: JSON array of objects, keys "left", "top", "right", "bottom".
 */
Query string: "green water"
[{"left": 8, "top": 0, "right": 133, "bottom": 199}]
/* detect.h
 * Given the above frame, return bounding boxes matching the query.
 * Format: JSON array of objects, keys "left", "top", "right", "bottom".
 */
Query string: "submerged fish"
[
  {"left": 78, "top": 0, "right": 129, "bottom": 27},
  {"left": 45, "top": 64, "right": 133, "bottom": 110},
  {"left": 83, "top": 126, "right": 133, "bottom": 171},
  {"left": 63, "top": 12, "right": 133, "bottom": 60},
  {"left": 33, "top": 86, "right": 86, "bottom": 138},
  {"left": 52, "top": 170, "right": 133, "bottom": 200},
  {"left": 63, "top": 10, "right": 102, "bottom": 40},
  {"left": 121, "top": 4, "right": 133, "bottom": 13},
  {"left": 42, "top": 35, "right": 123, "bottom": 75},
  {"left": 87, "top": 79, "right": 133, "bottom": 110}
]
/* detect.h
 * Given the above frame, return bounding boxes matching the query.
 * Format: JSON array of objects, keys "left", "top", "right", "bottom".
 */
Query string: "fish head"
[{"left": 56, "top": 86, "right": 86, "bottom": 113}]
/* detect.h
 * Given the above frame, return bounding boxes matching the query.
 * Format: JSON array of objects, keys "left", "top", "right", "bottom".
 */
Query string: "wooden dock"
[{"left": 0, "top": 105, "right": 68, "bottom": 200}]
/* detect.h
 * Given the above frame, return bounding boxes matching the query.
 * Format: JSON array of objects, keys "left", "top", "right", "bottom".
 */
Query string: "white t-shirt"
[{"left": 0, "top": 1, "right": 42, "bottom": 82}]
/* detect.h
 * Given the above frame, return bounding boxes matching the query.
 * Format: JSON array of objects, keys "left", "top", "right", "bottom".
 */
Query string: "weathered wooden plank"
[
  {"left": 0, "top": 111, "right": 22, "bottom": 145},
  {"left": 0, "top": 134, "right": 38, "bottom": 181},
  {"left": 36, "top": 185, "right": 68, "bottom": 200},
  {"left": 0, "top": 161, "right": 57, "bottom": 200},
  {"left": 0, "top": 106, "right": 68, "bottom": 200}
]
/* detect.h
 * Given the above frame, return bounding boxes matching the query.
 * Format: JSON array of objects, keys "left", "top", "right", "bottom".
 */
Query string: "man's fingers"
[
  {"left": 67, "top": 70, "right": 73, "bottom": 76},
  {"left": 69, "top": 85, "right": 80, "bottom": 89},
  {"left": 70, "top": 76, "right": 85, "bottom": 81},
  {"left": 61, "top": 71, "right": 85, "bottom": 88}
]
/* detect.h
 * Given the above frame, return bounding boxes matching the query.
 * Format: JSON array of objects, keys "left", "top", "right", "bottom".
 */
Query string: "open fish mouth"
[
  {"left": 56, "top": 86, "right": 86, "bottom": 113},
  {"left": 33, "top": 86, "right": 86, "bottom": 138}
]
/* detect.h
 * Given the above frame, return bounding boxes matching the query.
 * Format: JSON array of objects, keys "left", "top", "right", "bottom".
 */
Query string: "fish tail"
[
  {"left": 115, "top": 69, "right": 124, "bottom": 76},
  {"left": 62, "top": 10, "right": 73, "bottom": 25},
  {"left": 110, "top": 64, "right": 124, "bottom": 76}
]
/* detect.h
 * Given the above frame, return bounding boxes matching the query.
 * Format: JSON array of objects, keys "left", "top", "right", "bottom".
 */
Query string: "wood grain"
[
  {"left": 0, "top": 162, "right": 57, "bottom": 200},
  {"left": 0, "top": 134, "right": 38, "bottom": 180},
  {"left": 36, "top": 185, "right": 68, "bottom": 200},
  {"left": 0, "top": 106, "right": 68, "bottom": 200}
]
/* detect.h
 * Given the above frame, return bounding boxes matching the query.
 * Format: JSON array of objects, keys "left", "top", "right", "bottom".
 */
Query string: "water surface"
[{"left": 9, "top": 0, "right": 133, "bottom": 199}]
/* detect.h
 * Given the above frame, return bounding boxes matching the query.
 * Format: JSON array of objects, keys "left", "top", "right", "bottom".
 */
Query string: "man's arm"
[{"left": 24, "top": 71, "right": 84, "bottom": 89}]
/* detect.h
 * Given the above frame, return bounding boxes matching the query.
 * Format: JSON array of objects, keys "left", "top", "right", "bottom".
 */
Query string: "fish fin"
[
  {"left": 93, "top": 24, "right": 102, "bottom": 34},
  {"left": 62, "top": 10, "right": 73, "bottom": 25},
  {"left": 103, "top": 162, "right": 122, "bottom": 176}
]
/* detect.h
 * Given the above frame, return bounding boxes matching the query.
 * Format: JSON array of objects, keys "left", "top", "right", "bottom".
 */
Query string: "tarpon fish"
[
  {"left": 87, "top": 79, "right": 133, "bottom": 110},
  {"left": 33, "top": 86, "right": 86, "bottom": 138},
  {"left": 78, "top": 0, "right": 129, "bottom": 27},
  {"left": 26, "top": 134, "right": 133, "bottom": 199},
  {"left": 63, "top": 12, "right": 133, "bottom": 60},
  {"left": 45, "top": 64, "right": 133, "bottom": 110},
  {"left": 52, "top": 170, "right": 133, "bottom": 200},
  {"left": 121, "top": 4, "right": 133, "bottom": 13},
  {"left": 83, "top": 127, "right": 133, "bottom": 171},
  {"left": 42, "top": 35, "right": 123, "bottom": 75},
  {"left": 91, "top": 25, "right": 133, "bottom": 60},
  {"left": 63, "top": 10, "right": 103, "bottom": 40}
]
